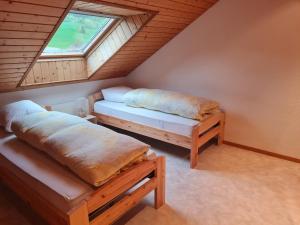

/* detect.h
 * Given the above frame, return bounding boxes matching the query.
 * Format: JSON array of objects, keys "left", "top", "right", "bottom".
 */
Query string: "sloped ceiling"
[
  {"left": 0, "top": 0, "right": 218, "bottom": 92},
  {"left": 0, "top": 0, "right": 74, "bottom": 91}
]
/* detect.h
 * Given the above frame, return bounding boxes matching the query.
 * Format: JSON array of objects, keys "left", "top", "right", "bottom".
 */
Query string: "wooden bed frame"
[
  {"left": 89, "top": 92, "right": 225, "bottom": 168},
  {"left": 0, "top": 155, "right": 165, "bottom": 225}
]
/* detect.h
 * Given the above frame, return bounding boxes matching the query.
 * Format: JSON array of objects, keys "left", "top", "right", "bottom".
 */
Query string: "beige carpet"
[
  {"left": 124, "top": 141, "right": 300, "bottom": 225},
  {"left": 0, "top": 139, "right": 299, "bottom": 225}
]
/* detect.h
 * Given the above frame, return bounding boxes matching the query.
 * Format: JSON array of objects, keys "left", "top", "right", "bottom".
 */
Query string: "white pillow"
[
  {"left": 101, "top": 86, "right": 133, "bottom": 103},
  {"left": 0, "top": 100, "right": 47, "bottom": 132}
]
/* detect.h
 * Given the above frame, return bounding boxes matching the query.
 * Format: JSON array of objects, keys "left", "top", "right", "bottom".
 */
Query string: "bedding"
[
  {"left": 101, "top": 86, "right": 133, "bottom": 103},
  {"left": 11, "top": 111, "right": 149, "bottom": 186},
  {"left": 0, "top": 100, "right": 46, "bottom": 132},
  {"left": 124, "top": 88, "right": 220, "bottom": 121},
  {"left": 0, "top": 128, "right": 93, "bottom": 212},
  {"left": 0, "top": 128, "right": 156, "bottom": 212},
  {"left": 94, "top": 100, "right": 199, "bottom": 137}
]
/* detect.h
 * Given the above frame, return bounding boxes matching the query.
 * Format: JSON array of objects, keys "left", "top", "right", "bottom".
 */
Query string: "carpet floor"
[{"left": 0, "top": 139, "right": 299, "bottom": 225}]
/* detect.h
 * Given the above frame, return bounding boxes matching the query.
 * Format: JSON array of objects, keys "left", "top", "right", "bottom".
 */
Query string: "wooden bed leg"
[
  {"left": 68, "top": 201, "right": 89, "bottom": 225},
  {"left": 217, "top": 115, "right": 225, "bottom": 145},
  {"left": 155, "top": 156, "right": 165, "bottom": 209},
  {"left": 190, "top": 127, "right": 199, "bottom": 168},
  {"left": 190, "top": 143, "right": 198, "bottom": 169}
]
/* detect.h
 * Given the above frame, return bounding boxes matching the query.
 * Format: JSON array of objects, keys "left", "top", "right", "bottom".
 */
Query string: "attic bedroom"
[{"left": 0, "top": 0, "right": 299, "bottom": 225}]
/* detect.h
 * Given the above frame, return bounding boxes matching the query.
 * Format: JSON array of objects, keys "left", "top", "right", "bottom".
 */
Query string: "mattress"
[
  {"left": 0, "top": 128, "right": 94, "bottom": 212},
  {"left": 94, "top": 100, "right": 199, "bottom": 137}
]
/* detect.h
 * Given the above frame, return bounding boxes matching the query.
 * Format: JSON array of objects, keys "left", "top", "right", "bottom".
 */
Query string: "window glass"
[{"left": 43, "top": 12, "right": 112, "bottom": 55}]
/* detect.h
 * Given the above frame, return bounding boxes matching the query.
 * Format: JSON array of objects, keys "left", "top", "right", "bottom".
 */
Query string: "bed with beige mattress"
[{"left": 0, "top": 103, "right": 165, "bottom": 225}]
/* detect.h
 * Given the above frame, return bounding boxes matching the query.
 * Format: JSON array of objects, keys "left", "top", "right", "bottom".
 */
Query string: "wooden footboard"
[
  {"left": 190, "top": 112, "right": 225, "bottom": 168},
  {"left": 0, "top": 156, "right": 165, "bottom": 225}
]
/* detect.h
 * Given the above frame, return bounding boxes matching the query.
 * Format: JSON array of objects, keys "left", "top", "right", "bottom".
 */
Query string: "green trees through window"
[{"left": 43, "top": 12, "right": 112, "bottom": 54}]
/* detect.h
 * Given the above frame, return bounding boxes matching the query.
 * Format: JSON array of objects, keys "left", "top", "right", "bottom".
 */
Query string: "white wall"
[
  {"left": 128, "top": 0, "right": 300, "bottom": 159},
  {"left": 0, "top": 78, "right": 125, "bottom": 106}
]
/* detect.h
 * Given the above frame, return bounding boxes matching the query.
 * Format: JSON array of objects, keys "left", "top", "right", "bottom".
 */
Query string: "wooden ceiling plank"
[
  {"left": 146, "top": 20, "right": 188, "bottom": 29},
  {"left": 0, "top": 22, "right": 54, "bottom": 32},
  {"left": 152, "top": 14, "right": 198, "bottom": 24},
  {"left": 125, "top": 16, "right": 138, "bottom": 33},
  {"left": 0, "top": 12, "right": 59, "bottom": 25},
  {"left": 0, "top": 72, "right": 24, "bottom": 78},
  {"left": 0, "top": 82, "right": 19, "bottom": 90},
  {"left": 0, "top": 57, "right": 34, "bottom": 64},
  {"left": 0, "top": 62, "right": 30, "bottom": 69},
  {"left": 142, "top": 25, "right": 182, "bottom": 33},
  {"left": 0, "top": 39, "right": 44, "bottom": 46},
  {"left": 99, "top": 0, "right": 203, "bottom": 14},
  {"left": 130, "top": 0, "right": 208, "bottom": 12},
  {"left": 0, "top": 1, "right": 64, "bottom": 17},
  {"left": 15, "top": 0, "right": 70, "bottom": 8},
  {"left": 158, "top": 10, "right": 199, "bottom": 20},
  {"left": 0, "top": 76, "right": 24, "bottom": 82},
  {"left": 120, "top": 20, "right": 134, "bottom": 39},
  {"left": 0, "top": 67, "right": 27, "bottom": 73},
  {"left": 0, "top": 45, "right": 41, "bottom": 52},
  {"left": 115, "top": 25, "right": 127, "bottom": 43},
  {"left": 135, "top": 31, "right": 175, "bottom": 38},
  {"left": 170, "top": 0, "right": 215, "bottom": 8},
  {"left": 0, "top": 31, "right": 48, "bottom": 39},
  {"left": 0, "top": 52, "right": 37, "bottom": 58},
  {"left": 72, "top": 1, "right": 145, "bottom": 16}
]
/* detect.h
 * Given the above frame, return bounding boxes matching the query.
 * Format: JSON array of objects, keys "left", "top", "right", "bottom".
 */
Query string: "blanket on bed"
[
  {"left": 124, "top": 88, "right": 220, "bottom": 121},
  {"left": 11, "top": 111, "right": 149, "bottom": 186}
]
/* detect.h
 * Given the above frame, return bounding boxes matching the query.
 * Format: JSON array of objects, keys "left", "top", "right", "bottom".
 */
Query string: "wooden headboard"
[{"left": 88, "top": 92, "right": 103, "bottom": 113}]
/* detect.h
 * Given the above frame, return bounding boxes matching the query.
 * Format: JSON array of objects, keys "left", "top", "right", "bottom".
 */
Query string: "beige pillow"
[
  {"left": 101, "top": 86, "right": 133, "bottom": 103},
  {"left": 0, "top": 100, "right": 46, "bottom": 132}
]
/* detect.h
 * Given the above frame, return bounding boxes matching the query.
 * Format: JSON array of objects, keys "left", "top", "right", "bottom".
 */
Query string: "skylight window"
[{"left": 42, "top": 12, "right": 114, "bottom": 56}]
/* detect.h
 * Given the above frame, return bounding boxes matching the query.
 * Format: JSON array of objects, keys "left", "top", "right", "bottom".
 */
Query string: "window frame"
[{"left": 40, "top": 10, "right": 119, "bottom": 59}]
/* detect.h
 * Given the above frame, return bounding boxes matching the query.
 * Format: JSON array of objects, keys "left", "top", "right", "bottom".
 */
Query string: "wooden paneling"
[
  {"left": 73, "top": 1, "right": 145, "bottom": 16},
  {"left": 87, "top": 14, "right": 150, "bottom": 77},
  {"left": 0, "top": 0, "right": 217, "bottom": 91},
  {"left": 22, "top": 58, "right": 87, "bottom": 86},
  {"left": 88, "top": 0, "right": 218, "bottom": 80},
  {"left": 0, "top": 22, "right": 54, "bottom": 32},
  {"left": 0, "top": 0, "right": 73, "bottom": 91}
]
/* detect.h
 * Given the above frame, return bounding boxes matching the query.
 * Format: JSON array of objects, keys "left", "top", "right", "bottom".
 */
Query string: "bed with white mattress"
[{"left": 89, "top": 88, "right": 225, "bottom": 168}]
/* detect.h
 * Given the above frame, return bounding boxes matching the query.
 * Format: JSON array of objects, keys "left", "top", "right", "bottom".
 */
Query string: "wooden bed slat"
[
  {"left": 87, "top": 159, "right": 156, "bottom": 213},
  {"left": 90, "top": 178, "right": 157, "bottom": 225}
]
